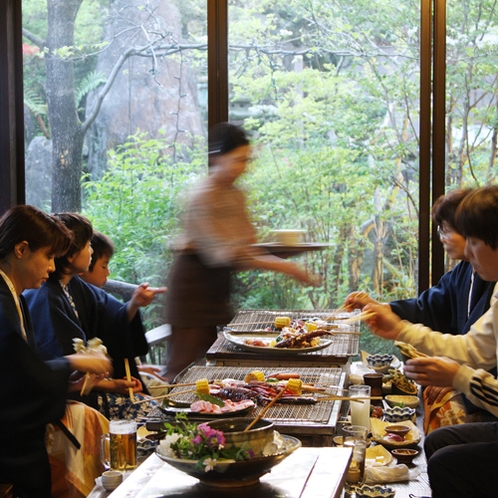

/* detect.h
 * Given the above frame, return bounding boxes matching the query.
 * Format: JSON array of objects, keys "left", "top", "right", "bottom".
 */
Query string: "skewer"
[
  {"left": 316, "top": 395, "right": 383, "bottom": 403},
  {"left": 124, "top": 358, "right": 136, "bottom": 403},
  {"left": 244, "top": 388, "right": 286, "bottom": 432},
  {"left": 133, "top": 388, "right": 197, "bottom": 404},
  {"left": 146, "top": 381, "right": 216, "bottom": 390}
]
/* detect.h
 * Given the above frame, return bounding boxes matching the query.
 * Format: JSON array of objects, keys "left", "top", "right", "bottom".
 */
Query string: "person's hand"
[
  {"left": 362, "top": 303, "right": 403, "bottom": 340},
  {"left": 403, "top": 357, "right": 460, "bottom": 387},
  {"left": 132, "top": 282, "right": 167, "bottom": 308},
  {"left": 97, "top": 376, "right": 144, "bottom": 395},
  {"left": 343, "top": 291, "right": 385, "bottom": 310},
  {"left": 67, "top": 371, "right": 107, "bottom": 393},
  {"left": 66, "top": 351, "right": 112, "bottom": 376},
  {"left": 424, "top": 385, "right": 454, "bottom": 405},
  {"left": 288, "top": 263, "right": 321, "bottom": 286},
  {"left": 138, "top": 364, "right": 167, "bottom": 381}
]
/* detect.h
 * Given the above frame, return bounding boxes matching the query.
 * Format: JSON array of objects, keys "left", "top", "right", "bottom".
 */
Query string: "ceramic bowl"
[
  {"left": 355, "top": 484, "right": 396, "bottom": 498},
  {"left": 384, "top": 424, "right": 411, "bottom": 438},
  {"left": 383, "top": 406, "right": 416, "bottom": 423},
  {"left": 366, "top": 354, "right": 393, "bottom": 369},
  {"left": 385, "top": 394, "right": 419, "bottom": 409},
  {"left": 155, "top": 435, "right": 301, "bottom": 487},
  {"left": 391, "top": 448, "right": 419, "bottom": 464},
  {"left": 205, "top": 418, "right": 275, "bottom": 457}
]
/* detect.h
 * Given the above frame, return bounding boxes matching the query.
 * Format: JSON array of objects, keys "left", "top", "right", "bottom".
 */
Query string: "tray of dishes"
[
  {"left": 370, "top": 419, "right": 421, "bottom": 449},
  {"left": 223, "top": 330, "right": 334, "bottom": 355}
]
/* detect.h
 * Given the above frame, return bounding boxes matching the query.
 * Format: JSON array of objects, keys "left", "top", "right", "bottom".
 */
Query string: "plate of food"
[
  {"left": 223, "top": 330, "right": 333, "bottom": 355},
  {"left": 370, "top": 418, "right": 421, "bottom": 449},
  {"left": 159, "top": 398, "right": 256, "bottom": 419}
]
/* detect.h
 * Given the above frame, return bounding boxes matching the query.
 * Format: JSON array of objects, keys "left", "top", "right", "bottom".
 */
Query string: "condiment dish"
[
  {"left": 391, "top": 448, "right": 419, "bottom": 464},
  {"left": 384, "top": 424, "right": 411, "bottom": 438}
]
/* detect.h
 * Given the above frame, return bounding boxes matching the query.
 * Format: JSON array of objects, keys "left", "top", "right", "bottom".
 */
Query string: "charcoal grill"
[
  {"left": 147, "top": 365, "right": 346, "bottom": 446},
  {"left": 207, "top": 309, "right": 360, "bottom": 367}
]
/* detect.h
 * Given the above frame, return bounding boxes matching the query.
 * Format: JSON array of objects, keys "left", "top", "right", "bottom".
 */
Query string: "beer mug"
[{"left": 100, "top": 420, "right": 137, "bottom": 471}]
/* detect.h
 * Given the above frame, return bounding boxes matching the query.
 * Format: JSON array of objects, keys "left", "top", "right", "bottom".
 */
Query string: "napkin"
[{"left": 365, "top": 463, "right": 421, "bottom": 484}]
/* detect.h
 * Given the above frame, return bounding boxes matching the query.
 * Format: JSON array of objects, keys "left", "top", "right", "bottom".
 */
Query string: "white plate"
[{"left": 223, "top": 330, "right": 333, "bottom": 355}]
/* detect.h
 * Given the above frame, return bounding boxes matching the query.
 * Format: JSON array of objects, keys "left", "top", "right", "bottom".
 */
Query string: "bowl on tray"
[
  {"left": 383, "top": 406, "right": 416, "bottom": 423},
  {"left": 366, "top": 354, "right": 394, "bottom": 373},
  {"left": 384, "top": 424, "right": 411, "bottom": 438},
  {"left": 391, "top": 448, "right": 419, "bottom": 464},
  {"left": 385, "top": 394, "right": 419, "bottom": 409},
  {"left": 355, "top": 484, "right": 396, "bottom": 498}
]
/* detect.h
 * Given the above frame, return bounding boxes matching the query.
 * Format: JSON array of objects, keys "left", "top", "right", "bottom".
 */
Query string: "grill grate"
[
  {"left": 223, "top": 308, "right": 360, "bottom": 357},
  {"left": 165, "top": 365, "right": 345, "bottom": 426}
]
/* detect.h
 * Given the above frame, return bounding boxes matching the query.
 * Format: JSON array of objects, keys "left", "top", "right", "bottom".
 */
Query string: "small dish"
[
  {"left": 384, "top": 424, "right": 411, "bottom": 438},
  {"left": 391, "top": 448, "right": 419, "bottom": 464},
  {"left": 356, "top": 484, "right": 396, "bottom": 498},
  {"left": 366, "top": 354, "right": 393, "bottom": 372},
  {"left": 385, "top": 394, "right": 419, "bottom": 409},
  {"left": 383, "top": 406, "right": 416, "bottom": 423}
]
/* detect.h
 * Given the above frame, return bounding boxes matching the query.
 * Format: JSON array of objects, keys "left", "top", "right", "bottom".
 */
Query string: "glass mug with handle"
[{"left": 100, "top": 419, "right": 137, "bottom": 471}]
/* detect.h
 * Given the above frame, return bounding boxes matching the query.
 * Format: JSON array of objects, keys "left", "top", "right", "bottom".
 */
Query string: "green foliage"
[{"left": 82, "top": 132, "right": 207, "bottom": 327}]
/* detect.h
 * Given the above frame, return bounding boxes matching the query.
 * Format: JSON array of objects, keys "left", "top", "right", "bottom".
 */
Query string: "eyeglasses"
[{"left": 437, "top": 225, "right": 451, "bottom": 241}]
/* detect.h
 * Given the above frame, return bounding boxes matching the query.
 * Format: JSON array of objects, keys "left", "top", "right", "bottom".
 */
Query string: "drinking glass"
[
  {"left": 349, "top": 384, "right": 371, "bottom": 428},
  {"left": 100, "top": 420, "right": 137, "bottom": 471},
  {"left": 343, "top": 424, "right": 368, "bottom": 490}
]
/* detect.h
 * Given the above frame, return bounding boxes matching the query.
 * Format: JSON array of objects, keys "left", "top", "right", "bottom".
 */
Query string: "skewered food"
[
  {"left": 274, "top": 316, "right": 291, "bottom": 328},
  {"left": 244, "top": 370, "right": 265, "bottom": 383},
  {"left": 195, "top": 378, "right": 210, "bottom": 394}
]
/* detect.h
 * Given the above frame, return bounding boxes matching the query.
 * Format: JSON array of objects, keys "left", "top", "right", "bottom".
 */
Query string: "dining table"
[{"left": 88, "top": 446, "right": 352, "bottom": 498}]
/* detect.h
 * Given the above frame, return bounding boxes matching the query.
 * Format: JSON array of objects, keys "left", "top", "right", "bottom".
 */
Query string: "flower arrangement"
[{"left": 158, "top": 413, "right": 254, "bottom": 472}]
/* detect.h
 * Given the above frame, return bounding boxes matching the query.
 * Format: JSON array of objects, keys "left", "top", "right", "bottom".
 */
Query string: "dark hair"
[
  {"left": 208, "top": 122, "right": 250, "bottom": 166},
  {"left": 431, "top": 188, "right": 473, "bottom": 231},
  {"left": 0, "top": 205, "right": 72, "bottom": 259},
  {"left": 89, "top": 231, "right": 114, "bottom": 271},
  {"left": 51, "top": 212, "right": 93, "bottom": 278},
  {"left": 455, "top": 185, "right": 498, "bottom": 249}
]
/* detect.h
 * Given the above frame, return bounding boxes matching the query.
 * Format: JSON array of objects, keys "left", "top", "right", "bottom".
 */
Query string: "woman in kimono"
[
  {"left": 24, "top": 213, "right": 164, "bottom": 419},
  {"left": 0, "top": 205, "right": 111, "bottom": 498}
]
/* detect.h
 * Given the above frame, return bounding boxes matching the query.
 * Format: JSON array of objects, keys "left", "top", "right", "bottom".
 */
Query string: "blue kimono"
[
  {"left": 390, "top": 260, "right": 496, "bottom": 414},
  {"left": 390, "top": 261, "right": 495, "bottom": 335},
  {"left": 24, "top": 275, "right": 150, "bottom": 409},
  {"left": 0, "top": 277, "right": 70, "bottom": 497}
]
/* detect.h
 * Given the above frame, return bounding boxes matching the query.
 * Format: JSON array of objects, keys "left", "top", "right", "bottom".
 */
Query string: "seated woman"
[
  {"left": 345, "top": 188, "right": 498, "bottom": 431},
  {"left": 80, "top": 230, "right": 168, "bottom": 391},
  {"left": 0, "top": 205, "right": 111, "bottom": 498},
  {"left": 24, "top": 213, "right": 165, "bottom": 420}
]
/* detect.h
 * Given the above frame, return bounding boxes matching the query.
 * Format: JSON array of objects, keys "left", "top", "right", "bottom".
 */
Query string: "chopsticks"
[
  {"left": 124, "top": 358, "right": 136, "bottom": 403},
  {"left": 326, "top": 292, "right": 369, "bottom": 320},
  {"left": 244, "top": 388, "right": 286, "bottom": 432},
  {"left": 331, "top": 310, "right": 376, "bottom": 325}
]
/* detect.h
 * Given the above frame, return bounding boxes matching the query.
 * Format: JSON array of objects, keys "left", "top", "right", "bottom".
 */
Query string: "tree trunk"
[{"left": 45, "top": 0, "right": 84, "bottom": 212}]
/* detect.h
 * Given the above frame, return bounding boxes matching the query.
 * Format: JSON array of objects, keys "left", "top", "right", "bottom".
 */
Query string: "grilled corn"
[{"left": 274, "top": 316, "right": 291, "bottom": 329}]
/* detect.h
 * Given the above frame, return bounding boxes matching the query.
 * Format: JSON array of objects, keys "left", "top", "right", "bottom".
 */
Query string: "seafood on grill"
[
  {"left": 243, "top": 320, "right": 331, "bottom": 349},
  {"left": 209, "top": 378, "right": 317, "bottom": 406}
]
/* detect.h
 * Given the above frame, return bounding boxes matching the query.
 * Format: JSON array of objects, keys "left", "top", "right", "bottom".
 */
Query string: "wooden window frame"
[{"left": 0, "top": 0, "right": 445, "bottom": 292}]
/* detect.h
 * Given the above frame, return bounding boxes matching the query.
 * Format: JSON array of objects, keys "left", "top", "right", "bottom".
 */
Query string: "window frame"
[{"left": 0, "top": 0, "right": 446, "bottom": 292}]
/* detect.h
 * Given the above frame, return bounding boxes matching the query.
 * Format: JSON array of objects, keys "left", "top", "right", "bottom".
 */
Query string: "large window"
[{"left": 13, "top": 0, "right": 498, "bottom": 329}]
